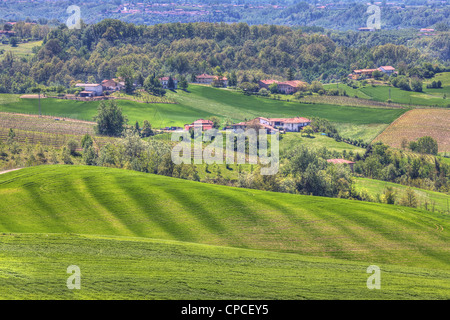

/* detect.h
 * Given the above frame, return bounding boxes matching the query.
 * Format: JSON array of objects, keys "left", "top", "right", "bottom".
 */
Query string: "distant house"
[
  {"left": 195, "top": 74, "right": 228, "bottom": 87},
  {"left": 259, "top": 80, "right": 279, "bottom": 90},
  {"left": 349, "top": 66, "right": 396, "bottom": 79},
  {"left": 79, "top": 91, "right": 95, "bottom": 98},
  {"left": 327, "top": 159, "right": 356, "bottom": 172},
  {"left": 351, "top": 69, "right": 378, "bottom": 79},
  {"left": 184, "top": 119, "right": 214, "bottom": 131},
  {"left": 75, "top": 83, "right": 103, "bottom": 96},
  {"left": 259, "top": 80, "right": 307, "bottom": 94},
  {"left": 195, "top": 74, "right": 216, "bottom": 85},
  {"left": 277, "top": 81, "right": 307, "bottom": 94},
  {"left": 232, "top": 116, "right": 310, "bottom": 133},
  {"left": 419, "top": 28, "right": 436, "bottom": 36},
  {"left": 159, "top": 77, "right": 178, "bottom": 89},
  {"left": 101, "top": 79, "right": 124, "bottom": 91},
  {"left": 213, "top": 76, "right": 228, "bottom": 88},
  {"left": 378, "top": 66, "right": 395, "bottom": 76}
]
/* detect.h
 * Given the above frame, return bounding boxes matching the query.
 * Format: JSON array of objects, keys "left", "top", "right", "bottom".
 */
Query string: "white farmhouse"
[{"left": 75, "top": 83, "right": 103, "bottom": 96}]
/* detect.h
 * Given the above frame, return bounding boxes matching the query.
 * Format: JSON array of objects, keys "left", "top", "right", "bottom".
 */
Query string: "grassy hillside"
[
  {"left": 0, "top": 85, "right": 406, "bottom": 129},
  {"left": 0, "top": 41, "right": 42, "bottom": 59},
  {"left": 360, "top": 86, "right": 448, "bottom": 107},
  {"left": 354, "top": 177, "right": 450, "bottom": 214},
  {"left": 280, "top": 132, "right": 366, "bottom": 154},
  {"left": 324, "top": 72, "right": 450, "bottom": 107},
  {"left": 0, "top": 166, "right": 448, "bottom": 270},
  {"left": 1, "top": 233, "right": 449, "bottom": 300}
]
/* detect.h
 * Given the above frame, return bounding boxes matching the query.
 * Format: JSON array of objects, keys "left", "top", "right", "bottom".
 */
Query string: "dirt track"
[{"left": 0, "top": 168, "right": 22, "bottom": 175}]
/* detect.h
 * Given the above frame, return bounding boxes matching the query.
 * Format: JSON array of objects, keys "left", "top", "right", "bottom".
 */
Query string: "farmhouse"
[
  {"left": 195, "top": 74, "right": 228, "bottom": 87},
  {"left": 232, "top": 116, "right": 311, "bottom": 133},
  {"left": 101, "top": 79, "right": 124, "bottom": 91},
  {"left": 75, "top": 83, "right": 103, "bottom": 96},
  {"left": 349, "top": 66, "right": 396, "bottom": 79},
  {"left": 184, "top": 119, "right": 214, "bottom": 131},
  {"left": 259, "top": 80, "right": 307, "bottom": 94},
  {"left": 327, "top": 159, "right": 356, "bottom": 172},
  {"left": 378, "top": 66, "right": 395, "bottom": 76},
  {"left": 277, "top": 81, "right": 307, "bottom": 94},
  {"left": 213, "top": 76, "right": 228, "bottom": 88},
  {"left": 195, "top": 74, "right": 216, "bottom": 85},
  {"left": 79, "top": 91, "right": 95, "bottom": 98},
  {"left": 159, "top": 77, "right": 178, "bottom": 89}
]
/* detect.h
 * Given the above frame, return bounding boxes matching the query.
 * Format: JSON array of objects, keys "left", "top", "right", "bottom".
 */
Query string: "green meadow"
[
  {"left": 279, "top": 132, "right": 366, "bottom": 154},
  {"left": 0, "top": 85, "right": 406, "bottom": 129},
  {"left": 324, "top": 72, "right": 450, "bottom": 107},
  {"left": 0, "top": 166, "right": 449, "bottom": 299},
  {"left": 1, "top": 233, "right": 449, "bottom": 300},
  {"left": 0, "top": 40, "right": 42, "bottom": 59},
  {"left": 354, "top": 177, "right": 450, "bottom": 214}
]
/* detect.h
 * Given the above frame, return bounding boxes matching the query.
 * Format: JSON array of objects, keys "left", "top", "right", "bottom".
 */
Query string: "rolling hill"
[{"left": 0, "top": 165, "right": 449, "bottom": 299}]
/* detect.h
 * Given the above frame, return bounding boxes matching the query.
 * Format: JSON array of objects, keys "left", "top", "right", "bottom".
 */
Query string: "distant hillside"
[{"left": 0, "top": 0, "right": 448, "bottom": 31}]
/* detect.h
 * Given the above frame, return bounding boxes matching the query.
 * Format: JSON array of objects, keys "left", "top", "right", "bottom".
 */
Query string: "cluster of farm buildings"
[
  {"left": 184, "top": 116, "right": 311, "bottom": 134},
  {"left": 348, "top": 65, "right": 396, "bottom": 80}
]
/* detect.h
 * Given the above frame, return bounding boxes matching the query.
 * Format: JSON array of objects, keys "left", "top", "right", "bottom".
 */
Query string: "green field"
[
  {"left": 0, "top": 85, "right": 406, "bottom": 129},
  {"left": 1, "top": 233, "right": 449, "bottom": 300},
  {"left": 280, "top": 132, "right": 366, "bottom": 154},
  {"left": 324, "top": 73, "right": 450, "bottom": 107},
  {"left": 0, "top": 40, "right": 42, "bottom": 59},
  {"left": 0, "top": 166, "right": 449, "bottom": 299},
  {"left": 354, "top": 178, "right": 450, "bottom": 214},
  {"left": 360, "top": 85, "right": 448, "bottom": 107}
]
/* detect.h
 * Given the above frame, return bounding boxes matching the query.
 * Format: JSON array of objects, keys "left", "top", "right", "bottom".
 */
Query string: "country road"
[{"left": 0, "top": 168, "right": 22, "bottom": 175}]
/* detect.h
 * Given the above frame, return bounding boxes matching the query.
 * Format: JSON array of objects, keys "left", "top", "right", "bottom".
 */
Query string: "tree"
[
  {"left": 416, "top": 136, "right": 439, "bottom": 155},
  {"left": 144, "top": 73, "right": 166, "bottom": 96},
  {"left": 229, "top": 71, "right": 238, "bottom": 87},
  {"left": 67, "top": 139, "right": 78, "bottom": 156},
  {"left": 81, "top": 134, "right": 93, "bottom": 150},
  {"left": 168, "top": 76, "right": 175, "bottom": 90},
  {"left": 117, "top": 65, "right": 135, "bottom": 95},
  {"left": 372, "top": 70, "right": 383, "bottom": 80},
  {"left": 208, "top": 116, "right": 221, "bottom": 129},
  {"left": 400, "top": 188, "right": 417, "bottom": 208},
  {"left": 410, "top": 77, "right": 423, "bottom": 92},
  {"left": 286, "top": 68, "right": 295, "bottom": 81},
  {"left": 94, "top": 100, "right": 127, "bottom": 137},
  {"left": 310, "top": 81, "right": 323, "bottom": 93},
  {"left": 268, "top": 82, "right": 279, "bottom": 94},
  {"left": 179, "top": 76, "right": 188, "bottom": 90},
  {"left": 383, "top": 187, "right": 396, "bottom": 204},
  {"left": 141, "top": 120, "right": 153, "bottom": 137},
  {"left": 239, "top": 82, "right": 259, "bottom": 94},
  {"left": 302, "top": 126, "right": 314, "bottom": 138},
  {"left": 9, "top": 37, "right": 18, "bottom": 47}
]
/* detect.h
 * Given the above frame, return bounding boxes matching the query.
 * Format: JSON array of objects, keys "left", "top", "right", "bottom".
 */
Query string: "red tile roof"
[
  {"left": 196, "top": 74, "right": 216, "bottom": 79},
  {"left": 269, "top": 117, "right": 310, "bottom": 123},
  {"left": 327, "top": 159, "right": 355, "bottom": 164},
  {"left": 379, "top": 66, "right": 395, "bottom": 71}
]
